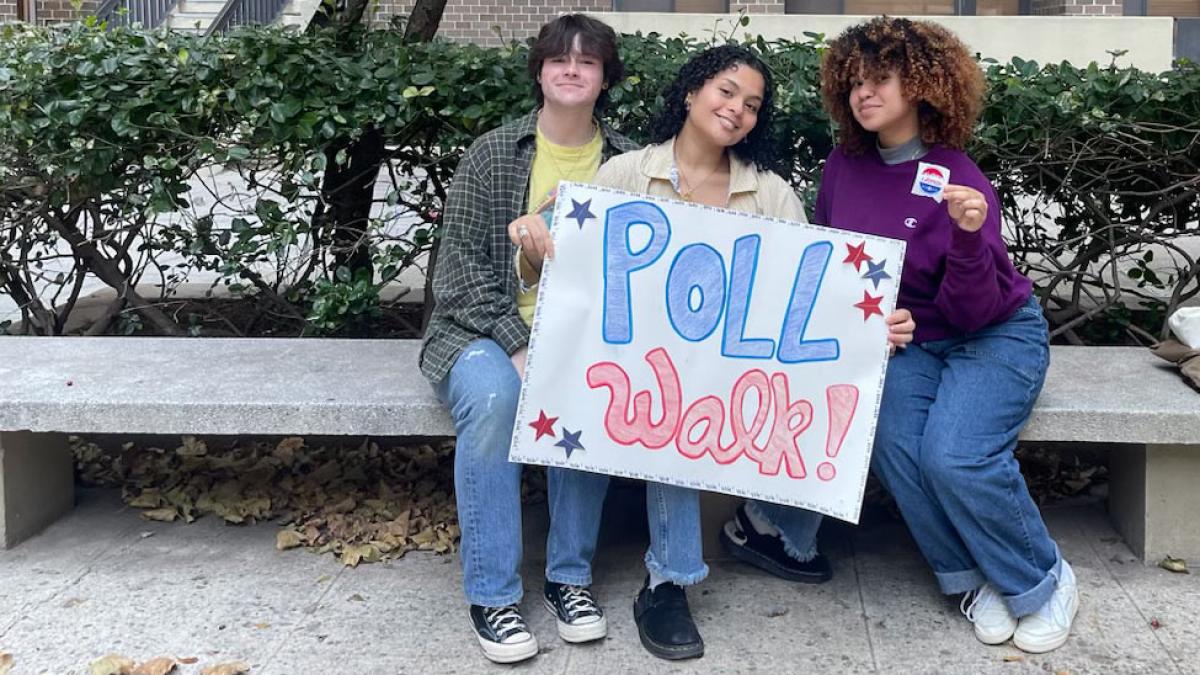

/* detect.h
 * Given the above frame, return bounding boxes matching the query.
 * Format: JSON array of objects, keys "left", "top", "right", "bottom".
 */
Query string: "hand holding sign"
[
  {"left": 943, "top": 184, "right": 987, "bottom": 233},
  {"left": 509, "top": 194, "right": 558, "bottom": 271}
]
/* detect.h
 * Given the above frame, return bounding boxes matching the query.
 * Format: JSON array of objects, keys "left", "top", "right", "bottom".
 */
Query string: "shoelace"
[
  {"left": 485, "top": 605, "right": 529, "bottom": 641},
  {"left": 560, "top": 585, "right": 600, "bottom": 619},
  {"left": 959, "top": 587, "right": 997, "bottom": 622}
]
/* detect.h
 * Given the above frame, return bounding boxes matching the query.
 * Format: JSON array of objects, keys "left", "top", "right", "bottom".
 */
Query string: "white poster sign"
[{"left": 509, "top": 182, "right": 906, "bottom": 522}]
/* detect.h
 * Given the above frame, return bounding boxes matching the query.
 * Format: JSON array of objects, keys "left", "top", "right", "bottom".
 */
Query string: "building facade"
[
  {"left": 0, "top": 0, "right": 97, "bottom": 24},
  {"left": 376, "top": 0, "right": 1197, "bottom": 43},
  {"left": 1, "top": 0, "right": 1197, "bottom": 60}
]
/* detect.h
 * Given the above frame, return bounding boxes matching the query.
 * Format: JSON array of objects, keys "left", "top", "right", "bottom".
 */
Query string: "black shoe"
[
  {"left": 719, "top": 503, "right": 833, "bottom": 584},
  {"left": 468, "top": 604, "right": 539, "bottom": 664},
  {"left": 543, "top": 581, "right": 607, "bottom": 643},
  {"left": 632, "top": 577, "right": 704, "bottom": 660}
]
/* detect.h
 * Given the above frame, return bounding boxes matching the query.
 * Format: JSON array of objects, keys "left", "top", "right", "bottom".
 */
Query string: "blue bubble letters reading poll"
[{"left": 601, "top": 201, "right": 840, "bottom": 364}]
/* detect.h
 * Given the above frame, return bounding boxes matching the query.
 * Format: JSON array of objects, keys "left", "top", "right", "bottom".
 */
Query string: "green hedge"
[{"left": 1, "top": 21, "right": 1197, "bottom": 343}]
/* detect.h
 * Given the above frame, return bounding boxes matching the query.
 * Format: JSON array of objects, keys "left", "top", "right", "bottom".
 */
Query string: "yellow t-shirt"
[{"left": 516, "top": 126, "right": 603, "bottom": 326}]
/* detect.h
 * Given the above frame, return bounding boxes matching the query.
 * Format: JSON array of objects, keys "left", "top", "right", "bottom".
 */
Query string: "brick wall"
[
  {"left": 382, "top": 0, "right": 615, "bottom": 44},
  {"left": 35, "top": 0, "right": 98, "bottom": 24},
  {"left": 1032, "top": 0, "right": 1124, "bottom": 15},
  {"left": 730, "top": 0, "right": 785, "bottom": 12}
]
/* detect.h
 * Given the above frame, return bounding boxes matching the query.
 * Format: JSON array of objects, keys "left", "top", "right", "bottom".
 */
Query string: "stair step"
[{"left": 169, "top": 12, "right": 215, "bottom": 30}]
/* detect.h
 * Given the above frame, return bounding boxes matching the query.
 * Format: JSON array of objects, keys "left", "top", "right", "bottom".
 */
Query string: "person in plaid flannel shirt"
[{"left": 419, "top": 14, "right": 638, "bottom": 665}]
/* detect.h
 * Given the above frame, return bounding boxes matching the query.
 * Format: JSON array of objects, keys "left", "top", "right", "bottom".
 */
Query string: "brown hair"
[
  {"left": 528, "top": 14, "right": 625, "bottom": 110},
  {"left": 819, "top": 17, "right": 985, "bottom": 155}
]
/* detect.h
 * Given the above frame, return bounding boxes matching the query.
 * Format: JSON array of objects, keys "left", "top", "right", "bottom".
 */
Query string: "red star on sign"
[
  {"left": 854, "top": 291, "right": 884, "bottom": 321},
  {"left": 843, "top": 242, "right": 873, "bottom": 271},
  {"left": 529, "top": 410, "right": 559, "bottom": 440}
]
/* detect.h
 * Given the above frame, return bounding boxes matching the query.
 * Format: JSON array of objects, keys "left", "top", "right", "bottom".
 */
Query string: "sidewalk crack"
[
  {"left": 257, "top": 565, "right": 346, "bottom": 675},
  {"left": 850, "top": 533, "right": 880, "bottom": 672},
  {"left": 1081, "top": 510, "right": 1185, "bottom": 674}
]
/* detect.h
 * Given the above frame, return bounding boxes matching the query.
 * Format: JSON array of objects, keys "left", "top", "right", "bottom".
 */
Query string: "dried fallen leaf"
[
  {"left": 273, "top": 437, "right": 303, "bottom": 465},
  {"left": 62, "top": 597, "right": 85, "bottom": 608},
  {"left": 1159, "top": 556, "right": 1189, "bottom": 574},
  {"left": 339, "top": 543, "right": 380, "bottom": 568},
  {"left": 275, "top": 530, "right": 304, "bottom": 551},
  {"left": 315, "top": 575, "right": 332, "bottom": 584},
  {"left": 132, "top": 657, "right": 177, "bottom": 675},
  {"left": 178, "top": 436, "right": 208, "bottom": 457},
  {"left": 75, "top": 437, "right": 466, "bottom": 567},
  {"left": 177, "top": 657, "right": 199, "bottom": 665},
  {"left": 0, "top": 652, "right": 13, "bottom": 675},
  {"left": 253, "top": 623, "right": 270, "bottom": 630},
  {"left": 141, "top": 507, "right": 178, "bottom": 523},
  {"left": 90, "top": 654, "right": 135, "bottom": 675},
  {"left": 1002, "top": 654, "right": 1024, "bottom": 662},
  {"left": 200, "top": 662, "right": 250, "bottom": 675},
  {"left": 128, "top": 489, "right": 163, "bottom": 509}
]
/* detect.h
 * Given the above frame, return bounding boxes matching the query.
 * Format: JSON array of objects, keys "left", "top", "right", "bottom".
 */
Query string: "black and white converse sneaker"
[
  {"left": 468, "top": 603, "right": 539, "bottom": 664},
  {"left": 543, "top": 581, "right": 607, "bottom": 643}
]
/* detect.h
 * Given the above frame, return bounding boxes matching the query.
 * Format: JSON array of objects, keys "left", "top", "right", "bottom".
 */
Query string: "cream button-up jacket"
[{"left": 592, "top": 137, "right": 810, "bottom": 224}]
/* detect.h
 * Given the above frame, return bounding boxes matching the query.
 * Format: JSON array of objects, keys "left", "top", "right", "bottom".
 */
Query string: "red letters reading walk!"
[{"left": 585, "top": 347, "right": 859, "bottom": 481}]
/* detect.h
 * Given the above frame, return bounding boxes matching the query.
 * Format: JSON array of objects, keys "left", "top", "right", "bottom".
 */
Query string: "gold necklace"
[
  {"left": 674, "top": 150, "right": 723, "bottom": 202},
  {"left": 537, "top": 113, "right": 600, "bottom": 183}
]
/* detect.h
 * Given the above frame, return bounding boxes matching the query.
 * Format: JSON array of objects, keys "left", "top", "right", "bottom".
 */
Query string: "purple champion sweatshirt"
[{"left": 813, "top": 145, "right": 1033, "bottom": 343}]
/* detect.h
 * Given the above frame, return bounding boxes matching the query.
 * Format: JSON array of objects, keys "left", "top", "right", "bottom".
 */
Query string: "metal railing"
[
  {"left": 95, "top": 0, "right": 180, "bottom": 28},
  {"left": 205, "top": 0, "right": 290, "bottom": 36}
]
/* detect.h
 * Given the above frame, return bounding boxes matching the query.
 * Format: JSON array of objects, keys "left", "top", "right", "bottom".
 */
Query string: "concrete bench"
[{"left": 1, "top": 338, "right": 1198, "bottom": 563}]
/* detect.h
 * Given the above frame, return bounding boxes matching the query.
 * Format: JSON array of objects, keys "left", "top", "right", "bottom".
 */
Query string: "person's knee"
[
  {"left": 452, "top": 355, "right": 521, "bottom": 419},
  {"left": 917, "top": 434, "right": 978, "bottom": 492}
]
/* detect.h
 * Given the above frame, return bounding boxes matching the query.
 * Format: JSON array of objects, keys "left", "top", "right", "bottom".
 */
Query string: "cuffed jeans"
[
  {"left": 547, "top": 475, "right": 713, "bottom": 587},
  {"left": 870, "top": 297, "right": 1063, "bottom": 617},
  {"left": 434, "top": 338, "right": 609, "bottom": 607}
]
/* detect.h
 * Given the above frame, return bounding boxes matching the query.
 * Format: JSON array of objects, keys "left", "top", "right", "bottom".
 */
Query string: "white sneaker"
[
  {"left": 961, "top": 583, "right": 1017, "bottom": 645},
  {"left": 1013, "top": 560, "right": 1079, "bottom": 653}
]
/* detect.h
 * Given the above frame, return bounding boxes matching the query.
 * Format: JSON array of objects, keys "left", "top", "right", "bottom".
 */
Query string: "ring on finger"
[{"left": 518, "top": 226, "right": 529, "bottom": 237}]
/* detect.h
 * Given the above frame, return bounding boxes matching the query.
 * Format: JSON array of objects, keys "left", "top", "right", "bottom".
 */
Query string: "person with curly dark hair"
[
  {"left": 559, "top": 43, "right": 915, "bottom": 661},
  {"left": 814, "top": 17, "right": 1078, "bottom": 653}
]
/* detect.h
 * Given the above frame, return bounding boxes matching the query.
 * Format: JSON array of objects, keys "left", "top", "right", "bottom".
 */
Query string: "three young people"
[{"left": 422, "top": 13, "right": 1077, "bottom": 666}]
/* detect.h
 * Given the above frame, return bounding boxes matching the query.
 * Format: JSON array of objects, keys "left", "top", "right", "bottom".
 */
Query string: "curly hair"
[
  {"left": 819, "top": 17, "right": 985, "bottom": 156},
  {"left": 649, "top": 44, "right": 776, "bottom": 168}
]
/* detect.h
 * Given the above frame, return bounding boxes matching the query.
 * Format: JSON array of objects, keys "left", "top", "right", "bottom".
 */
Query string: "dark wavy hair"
[
  {"left": 820, "top": 17, "right": 985, "bottom": 156},
  {"left": 648, "top": 44, "right": 776, "bottom": 167},
  {"left": 528, "top": 14, "right": 625, "bottom": 111}
]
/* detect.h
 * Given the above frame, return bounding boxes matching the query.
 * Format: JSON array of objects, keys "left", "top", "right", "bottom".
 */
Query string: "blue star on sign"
[
  {"left": 862, "top": 259, "right": 892, "bottom": 289},
  {"left": 566, "top": 199, "right": 595, "bottom": 229},
  {"left": 555, "top": 428, "right": 585, "bottom": 458}
]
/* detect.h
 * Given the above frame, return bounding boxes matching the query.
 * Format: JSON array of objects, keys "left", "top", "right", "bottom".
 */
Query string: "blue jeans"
[
  {"left": 547, "top": 475, "right": 713, "bottom": 587},
  {"left": 870, "top": 297, "right": 1062, "bottom": 617},
  {"left": 434, "top": 339, "right": 609, "bottom": 607}
]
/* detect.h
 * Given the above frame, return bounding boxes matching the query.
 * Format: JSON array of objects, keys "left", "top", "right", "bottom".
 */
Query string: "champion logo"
[
  {"left": 904, "top": 217, "right": 918, "bottom": 229},
  {"left": 917, "top": 167, "right": 946, "bottom": 195}
]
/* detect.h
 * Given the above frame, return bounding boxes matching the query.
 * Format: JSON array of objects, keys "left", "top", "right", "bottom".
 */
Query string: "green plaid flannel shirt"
[{"left": 420, "top": 111, "right": 639, "bottom": 384}]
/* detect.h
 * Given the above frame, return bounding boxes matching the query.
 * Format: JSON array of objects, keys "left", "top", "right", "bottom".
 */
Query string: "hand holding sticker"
[
  {"left": 943, "top": 184, "right": 988, "bottom": 233},
  {"left": 910, "top": 162, "right": 949, "bottom": 202}
]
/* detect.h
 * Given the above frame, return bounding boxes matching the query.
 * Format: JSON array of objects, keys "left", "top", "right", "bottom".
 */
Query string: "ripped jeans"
[{"left": 433, "top": 338, "right": 609, "bottom": 607}]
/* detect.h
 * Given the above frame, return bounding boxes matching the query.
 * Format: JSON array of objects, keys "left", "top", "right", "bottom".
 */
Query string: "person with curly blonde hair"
[{"left": 813, "top": 17, "right": 1079, "bottom": 653}]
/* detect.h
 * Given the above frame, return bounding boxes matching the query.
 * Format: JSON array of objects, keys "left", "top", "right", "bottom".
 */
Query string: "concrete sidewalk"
[{"left": 1, "top": 489, "right": 1197, "bottom": 674}]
